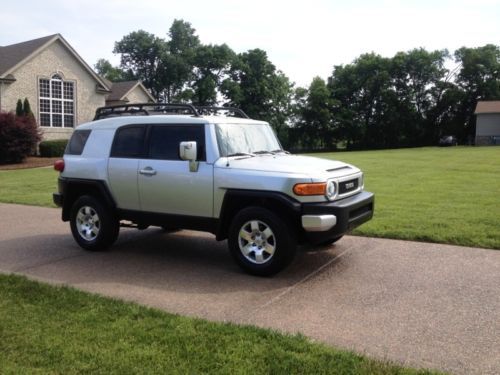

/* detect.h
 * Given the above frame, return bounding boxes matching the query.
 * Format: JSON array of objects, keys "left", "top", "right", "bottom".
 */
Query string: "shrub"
[
  {"left": 23, "top": 98, "right": 33, "bottom": 116},
  {"left": 39, "top": 139, "right": 68, "bottom": 157},
  {"left": 0, "top": 112, "right": 41, "bottom": 164},
  {"left": 16, "top": 99, "right": 23, "bottom": 116}
]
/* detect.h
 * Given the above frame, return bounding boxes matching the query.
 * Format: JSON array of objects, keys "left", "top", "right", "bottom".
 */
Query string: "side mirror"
[
  {"left": 179, "top": 141, "right": 197, "bottom": 161},
  {"left": 179, "top": 141, "right": 199, "bottom": 172}
]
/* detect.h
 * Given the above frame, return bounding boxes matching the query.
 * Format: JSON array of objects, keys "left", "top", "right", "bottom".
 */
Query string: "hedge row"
[{"left": 39, "top": 139, "right": 68, "bottom": 157}]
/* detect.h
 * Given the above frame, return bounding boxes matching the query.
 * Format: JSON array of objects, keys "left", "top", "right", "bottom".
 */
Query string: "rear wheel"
[
  {"left": 70, "top": 195, "right": 119, "bottom": 251},
  {"left": 228, "top": 207, "right": 296, "bottom": 276}
]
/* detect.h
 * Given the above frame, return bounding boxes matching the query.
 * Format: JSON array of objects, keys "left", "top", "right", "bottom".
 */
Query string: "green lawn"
[
  {"left": 0, "top": 166, "right": 58, "bottom": 207},
  {"left": 1, "top": 146, "right": 499, "bottom": 249},
  {"left": 0, "top": 274, "right": 437, "bottom": 374},
  {"left": 313, "top": 146, "right": 500, "bottom": 249}
]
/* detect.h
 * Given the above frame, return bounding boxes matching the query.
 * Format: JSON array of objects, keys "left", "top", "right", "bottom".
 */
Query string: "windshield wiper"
[
  {"left": 271, "top": 149, "right": 290, "bottom": 154},
  {"left": 253, "top": 150, "right": 275, "bottom": 155},
  {"left": 226, "top": 152, "right": 255, "bottom": 158}
]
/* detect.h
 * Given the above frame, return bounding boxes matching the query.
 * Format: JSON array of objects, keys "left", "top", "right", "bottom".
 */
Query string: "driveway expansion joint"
[{"left": 254, "top": 245, "right": 355, "bottom": 312}]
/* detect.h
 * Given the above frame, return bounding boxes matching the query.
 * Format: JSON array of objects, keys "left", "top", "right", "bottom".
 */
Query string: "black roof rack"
[
  {"left": 94, "top": 103, "right": 250, "bottom": 120},
  {"left": 195, "top": 106, "right": 249, "bottom": 119},
  {"left": 94, "top": 103, "right": 200, "bottom": 120}
]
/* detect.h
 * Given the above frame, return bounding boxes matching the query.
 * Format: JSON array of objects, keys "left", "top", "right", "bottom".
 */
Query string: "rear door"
[
  {"left": 138, "top": 124, "right": 213, "bottom": 217},
  {"left": 107, "top": 125, "right": 147, "bottom": 210}
]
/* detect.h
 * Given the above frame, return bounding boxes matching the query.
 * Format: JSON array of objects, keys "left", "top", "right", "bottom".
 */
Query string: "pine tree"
[
  {"left": 16, "top": 99, "right": 23, "bottom": 116},
  {"left": 23, "top": 98, "right": 33, "bottom": 116}
]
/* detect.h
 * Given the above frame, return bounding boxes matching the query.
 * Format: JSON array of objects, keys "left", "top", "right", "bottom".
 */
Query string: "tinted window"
[
  {"left": 66, "top": 129, "right": 91, "bottom": 155},
  {"left": 111, "top": 126, "right": 146, "bottom": 158},
  {"left": 149, "top": 125, "right": 205, "bottom": 161}
]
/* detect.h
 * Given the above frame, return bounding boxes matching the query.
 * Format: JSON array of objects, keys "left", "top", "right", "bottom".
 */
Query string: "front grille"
[{"left": 339, "top": 178, "right": 359, "bottom": 194}]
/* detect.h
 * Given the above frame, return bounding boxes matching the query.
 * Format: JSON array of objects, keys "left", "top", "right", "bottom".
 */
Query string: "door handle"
[{"left": 139, "top": 167, "right": 157, "bottom": 176}]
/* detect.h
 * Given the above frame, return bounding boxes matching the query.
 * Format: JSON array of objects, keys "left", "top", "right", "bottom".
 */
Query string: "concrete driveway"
[{"left": 0, "top": 203, "right": 499, "bottom": 374}]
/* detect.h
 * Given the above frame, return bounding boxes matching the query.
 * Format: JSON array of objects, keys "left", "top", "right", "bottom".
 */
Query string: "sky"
[{"left": 1, "top": 0, "right": 499, "bottom": 87}]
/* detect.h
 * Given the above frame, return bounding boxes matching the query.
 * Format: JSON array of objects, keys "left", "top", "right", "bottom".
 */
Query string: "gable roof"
[
  {"left": 0, "top": 34, "right": 110, "bottom": 91},
  {"left": 0, "top": 34, "right": 56, "bottom": 76},
  {"left": 106, "top": 80, "right": 155, "bottom": 102},
  {"left": 475, "top": 101, "right": 500, "bottom": 114}
]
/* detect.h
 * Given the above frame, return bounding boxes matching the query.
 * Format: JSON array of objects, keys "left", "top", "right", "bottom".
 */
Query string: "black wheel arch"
[
  {"left": 216, "top": 189, "right": 302, "bottom": 241},
  {"left": 60, "top": 178, "right": 116, "bottom": 221}
]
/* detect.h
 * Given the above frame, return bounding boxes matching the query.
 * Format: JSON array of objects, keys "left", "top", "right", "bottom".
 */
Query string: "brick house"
[
  {"left": 474, "top": 101, "right": 500, "bottom": 145},
  {"left": 0, "top": 34, "right": 155, "bottom": 140}
]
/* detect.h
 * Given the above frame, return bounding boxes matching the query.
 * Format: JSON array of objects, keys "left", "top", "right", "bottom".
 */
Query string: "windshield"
[{"left": 215, "top": 123, "right": 282, "bottom": 157}]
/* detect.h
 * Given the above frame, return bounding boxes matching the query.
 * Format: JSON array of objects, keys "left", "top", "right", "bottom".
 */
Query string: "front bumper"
[{"left": 301, "top": 191, "right": 374, "bottom": 244}]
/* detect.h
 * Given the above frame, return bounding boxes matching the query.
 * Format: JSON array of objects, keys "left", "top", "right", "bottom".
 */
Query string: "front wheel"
[
  {"left": 228, "top": 207, "right": 296, "bottom": 276},
  {"left": 70, "top": 195, "right": 119, "bottom": 251}
]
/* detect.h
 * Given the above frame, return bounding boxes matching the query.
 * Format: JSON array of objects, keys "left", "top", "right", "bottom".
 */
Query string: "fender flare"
[
  {"left": 216, "top": 189, "right": 302, "bottom": 240},
  {"left": 59, "top": 178, "right": 116, "bottom": 221}
]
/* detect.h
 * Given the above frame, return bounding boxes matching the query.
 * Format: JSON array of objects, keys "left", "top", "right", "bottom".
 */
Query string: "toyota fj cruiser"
[{"left": 53, "top": 104, "right": 374, "bottom": 276}]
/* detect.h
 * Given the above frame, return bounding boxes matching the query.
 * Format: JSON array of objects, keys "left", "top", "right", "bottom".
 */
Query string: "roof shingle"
[
  {"left": 0, "top": 34, "right": 58, "bottom": 77},
  {"left": 106, "top": 81, "right": 139, "bottom": 101}
]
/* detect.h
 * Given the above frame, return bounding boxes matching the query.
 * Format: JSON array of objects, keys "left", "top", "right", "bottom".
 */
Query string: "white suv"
[{"left": 53, "top": 104, "right": 374, "bottom": 276}]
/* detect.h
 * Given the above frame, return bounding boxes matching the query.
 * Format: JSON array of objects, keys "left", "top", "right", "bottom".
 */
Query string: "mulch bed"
[{"left": 0, "top": 157, "right": 59, "bottom": 171}]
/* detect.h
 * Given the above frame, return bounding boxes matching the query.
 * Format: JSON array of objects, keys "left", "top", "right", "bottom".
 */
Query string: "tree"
[
  {"left": 390, "top": 49, "right": 449, "bottom": 144},
  {"left": 192, "top": 44, "right": 235, "bottom": 105},
  {"left": 328, "top": 53, "right": 397, "bottom": 149},
  {"left": 113, "top": 30, "right": 167, "bottom": 99},
  {"left": 15, "top": 99, "right": 23, "bottom": 117},
  {"left": 23, "top": 98, "right": 33, "bottom": 116},
  {"left": 161, "top": 19, "right": 201, "bottom": 102},
  {"left": 15, "top": 98, "right": 34, "bottom": 118},
  {"left": 222, "top": 49, "right": 294, "bottom": 136},
  {"left": 327, "top": 49, "right": 457, "bottom": 149},
  {"left": 94, "top": 58, "right": 129, "bottom": 82},
  {"left": 294, "top": 77, "right": 335, "bottom": 149}
]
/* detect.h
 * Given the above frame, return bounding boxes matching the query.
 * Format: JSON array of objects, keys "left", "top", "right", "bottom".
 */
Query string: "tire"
[
  {"left": 228, "top": 207, "right": 297, "bottom": 276},
  {"left": 317, "top": 235, "right": 344, "bottom": 247},
  {"left": 70, "top": 195, "right": 119, "bottom": 251}
]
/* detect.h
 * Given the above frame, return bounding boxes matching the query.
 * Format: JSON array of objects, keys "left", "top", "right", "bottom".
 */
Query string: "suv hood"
[{"left": 216, "top": 154, "right": 359, "bottom": 179}]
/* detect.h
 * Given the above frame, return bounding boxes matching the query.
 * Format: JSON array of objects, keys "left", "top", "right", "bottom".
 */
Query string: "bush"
[
  {"left": 39, "top": 139, "right": 68, "bottom": 157},
  {"left": 0, "top": 112, "right": 41, "bottom": 164},
  {"left": 16, "top": 99, "right": 23, "bottom": 116},
  {"left": 23, "top": 98, "right": 33, "bottom": 116}
]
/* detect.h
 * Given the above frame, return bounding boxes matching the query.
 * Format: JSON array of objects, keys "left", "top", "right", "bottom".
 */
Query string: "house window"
[{"left": 39, "top": 74, "right": 75, "bottom": 127}]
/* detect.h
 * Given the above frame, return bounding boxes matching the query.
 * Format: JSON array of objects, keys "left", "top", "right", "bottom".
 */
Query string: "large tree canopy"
[
  {"left": 113, "top": 30, "right": 166, "bottom": 99},
  {"left": 102, "top": 19, "right": 499, "bottom": 150},
  {"left": 221, "top": 49, "right": 294, "bottom": 135}
]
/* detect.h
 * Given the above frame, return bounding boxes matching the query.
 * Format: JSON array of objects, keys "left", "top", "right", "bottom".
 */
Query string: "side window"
[
  {"left": 65, "top": 129, "right": 91, "bottom": 155},
  {"left": 149, "top": 125, "right": 205, "bottom": 161},
  {"left": 110, "top": 126, "right": 146, "bottom": 158}
]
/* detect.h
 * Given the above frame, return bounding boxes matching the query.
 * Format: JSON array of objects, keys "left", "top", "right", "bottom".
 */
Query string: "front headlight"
[{"left": 326, "top": 180, "right": 336, "bottom": 200}]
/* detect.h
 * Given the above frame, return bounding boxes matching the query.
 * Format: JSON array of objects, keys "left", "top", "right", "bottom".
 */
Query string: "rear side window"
[
  {"left": 111, "top": 126, "right": 146, "bottom": 158},
  {"left": 66, "top": 130, "right": 91, "bottom": 155},
  {"left": 149, "top": 125, "right": 205, "bottom": 161}
]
